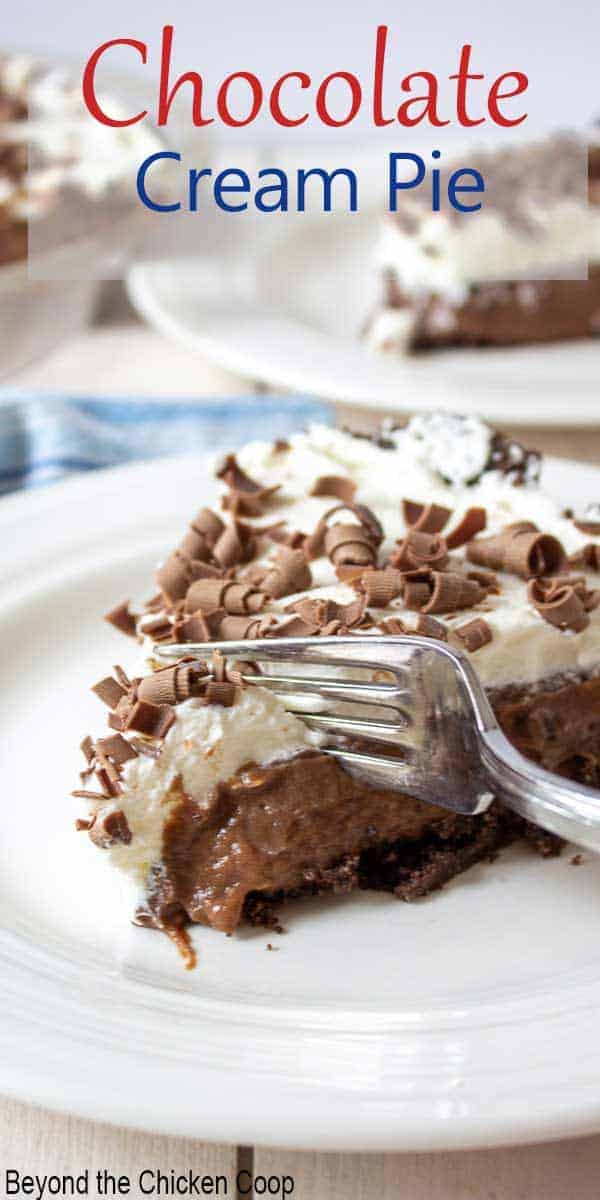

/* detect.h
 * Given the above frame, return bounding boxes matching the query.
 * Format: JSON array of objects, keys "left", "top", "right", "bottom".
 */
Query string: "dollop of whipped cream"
[{"left": 386, "top": 413, "right": 493, "bottom": 487}]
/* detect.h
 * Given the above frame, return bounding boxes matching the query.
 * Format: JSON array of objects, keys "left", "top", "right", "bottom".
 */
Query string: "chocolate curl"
[
  {"left": 402, "top": 572, "right": 433, "bottom": 611},
  {"left": 137, "top": 662, "right": 208, "bottom": 706},
  {"left": 157, "top": 551, "right": 215, "bottom": 604},
  {"left": 104, "top": 601, "right": 137, "bottom": 638},
  {"left": 219, "top": 614, "right": 275, "bottom": 640},
  {"left": 325, "top": 523, "right": 377, "bottom": 568},
  {"left": 291, "top": 595, "right": 366, "bottom": 629},
  {"left": 528, "top": 579, "right": 589, "bottom": 633},
  {"left": 217, "top": 453, "right": 280, "bottom": 516},
  {"left": 88, "top": 808, "right": 133, "bottom": 849},
  {"left": 455, "top": 617, "right": 493, "bottom": 652},
  {"left": 402, "top": 499, "right": 452, "bottom": 534},
  {"left": 354, "top": 567, "right": 404, "bottom": 607},
  {"left": 178, "top": 608, "right": 226, "bottom": 642},
  {"left": 141, "top": 614, "right": 174, "bottom": 643},
  {"left": 115, "top": 698, "right": 176, "bottom": 738},
  {"left": 422, "top": 572, "right": 485, "bottom": 615},
  {"left": 96, "top": 734, "right": 138, "bottom": 766},
  {"left": 467, "top": 522, "right": 565, "bottom": 579},
  {"left": 391, "top": 531, "right": 449, "bottom": 571},
  {"left": 379, "top": 616, "right": 407, "bottom": 634},
  {"left": 416, "top": 614, "right": 448, "bottom": 641},
  {"left": 310, "top": 475, "right": 357, "bottom": 504},
  {"left": 445, "top": 507, "right": 487, "bottom": 550},
  {"left": 179, "top": 507, "right": 224, "bottom": 558},
  {"left": 203, "top": 681, "right": 236, "bottom": 706},
  {"left": 185, "top": 578, "right": 265, "bottom": 616},
  {"left": 260, "top": 546, "right": 312, "bottom": 599},
  {"left": 213, "top": 520, "right": 255, "bottom": 568}
]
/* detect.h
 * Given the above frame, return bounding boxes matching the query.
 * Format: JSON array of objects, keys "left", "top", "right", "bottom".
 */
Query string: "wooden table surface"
[{"left": 4, "top": 322, "right": 600, "bottom": 1199}]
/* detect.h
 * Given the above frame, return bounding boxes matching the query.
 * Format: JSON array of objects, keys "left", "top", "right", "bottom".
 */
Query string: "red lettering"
[
  {"left": 216, "top": 72, "right": 263, "bottom": 127},
  {"left": 397, "top": 73, "right": 450, "bottom": 127},
  {"left": 82, "top": 38, "right": 147, "bottom": 127},
  {"left": 488, "top": 72, "right": 528, "bottom": 126},
  {"left": 269, "top": 72, "right": 310, "bottom": 127},
  {"left": 450, "top": 44, "right": 485, "bottom": 127},
  {"left": 158, "top": 24, "right": 212, "bottom": 127},
  {"left": 315, "top": 72, "right": 362, "bottom": 127},
  {"left": 373, "top": 25, "right": 393, "bottom": 127}
]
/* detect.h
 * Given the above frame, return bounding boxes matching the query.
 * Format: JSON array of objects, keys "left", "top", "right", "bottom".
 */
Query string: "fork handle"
[{"left": 478, "top": 727, "right": 600, "bottom": 852}]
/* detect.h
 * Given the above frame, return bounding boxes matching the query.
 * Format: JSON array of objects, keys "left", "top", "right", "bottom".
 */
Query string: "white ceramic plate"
[
  {"left": 127, "top": 221, "right": 600, "bottom": 426},
  {"left": 4, "top": 451, "right": 600, "bottom": 1151}
]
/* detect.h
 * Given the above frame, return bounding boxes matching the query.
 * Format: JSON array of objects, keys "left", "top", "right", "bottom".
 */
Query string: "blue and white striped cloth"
[{"left": 0, "top": 394, "right": 334, "bottom": 496}]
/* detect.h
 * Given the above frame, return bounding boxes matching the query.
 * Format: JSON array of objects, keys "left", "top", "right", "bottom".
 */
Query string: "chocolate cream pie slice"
[
  {"left": 366, "top": 135, "right": 600, "bottom": 353},
  {"left": 74, "top": 414, "right": 600, "bottom": 966}
]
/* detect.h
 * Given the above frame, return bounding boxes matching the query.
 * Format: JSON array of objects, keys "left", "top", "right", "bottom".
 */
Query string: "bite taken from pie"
[{"left": 73, "top": 415, "right": 600, "bottom": 966}]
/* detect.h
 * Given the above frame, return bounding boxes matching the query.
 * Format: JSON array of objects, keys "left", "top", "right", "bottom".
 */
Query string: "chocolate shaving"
[
  {"left": 137, "top": 662, "right": 208, "bottom": 706},
  {"left": 178, "top": 507, "right": 225, "bottom": 558},
  {"left": 203, "top": 681, "right": 236, "bottom": 706},
  {"left": 379, "top": 617, "right": 407, "bottom": 634},
  {"left": 259, "top": 546, "right": 312, "bottom": 599},
  {"left": 218, "top": 453, "right": 280, "bottom": 516},
  {"left": 72, "top": 789, "right": 107, "bottom": 801},
  {"left": 401, "top": 569, "right": 485, "bottom": 614},
  {"left": 92, "top": 675, "right": 127, "bottom": 709},
  {"left": 415, "top": 614, "right": 448, "bottom": 641},
  {"left": 325, "top": 523, "right": 377, "bottom": 568},
  {"left": 219, "top": 614, "right": 275, "bottom": 640},
  {"left": 310, "top": 475, "right": 357, "bottom": 504},
  {"left": 353, "top": 567, "right": 404, "bottom": 606},
  {"left": 120, "top": 700, "right": 176, "bottom": 738},
  {"left": 290, "top": 595, "right": 367, "bottom": 630},
  {"left": 402, "top": 499, "right": 452, "bottom": 534},
  {"left": 213, "top": 520, "right": 255, "bottom": 568},
  {"left": 104, "top": 601, "right": 137, "bottom": 638},
  {"left": 185, "top": 578, "right": 265, "bottom": 616},
  {"left": 487, "top": 432, "right": 541, "bottom": 485},
  {"left": 422, "top": 571, "right": 485, "bottom": 615},
  {"left": 96, "top": 734, "right": 138, "bottom": 766},
  {"left": 157, "top": 551, "right": 216, "bottom": 603},
  {"left": 455, "top": 617, "right": 493, "bottom": 652},
  {"left": 80, "top": 735, "right": 95, "bottom": 764},
  {"left": 528, "top": 579, "right": 590, "bottom": 633},
  {"left": 391, "top": 531, "right": 449, "bottom": 571},
  {"left": 467, "top": 522, "right": 565, "bottom": 579},
  {"left": 178, "top": 608, "right": 226, "bottom": 642},
  {"left": 445, "top": 507, "right": 487, "bottom": 550},
  {"left": 88, "top": 808, "right": 133, "bottom": 849}
]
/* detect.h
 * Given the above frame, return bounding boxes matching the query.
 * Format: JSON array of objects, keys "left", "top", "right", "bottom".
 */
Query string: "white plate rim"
[{"left": 4, "top": 451, "right": 600, "bottom": 1150}]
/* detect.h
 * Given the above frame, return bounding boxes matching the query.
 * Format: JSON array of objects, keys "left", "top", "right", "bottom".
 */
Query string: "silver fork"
[{"left": 155, "top": 635, "right": 600, "bottom": 852}]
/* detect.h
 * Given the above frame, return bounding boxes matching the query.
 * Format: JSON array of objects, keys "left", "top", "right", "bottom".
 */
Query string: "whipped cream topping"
[{"left": 229, "top": 420, "right": 600, "bottom": 691}]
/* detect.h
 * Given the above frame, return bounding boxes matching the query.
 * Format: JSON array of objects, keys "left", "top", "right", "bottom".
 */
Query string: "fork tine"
[
  {"left": 243, "top": 672, "right": 410, "bottom": 713},
  {"left": 153, "top": 636, "right": 414, "bottom": 679},
  {"left": 324, "top": 746, "right": 417, "bottom": 792},
  {"left": 299, "top": 712, "right": 412, "bottom": 747}
]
